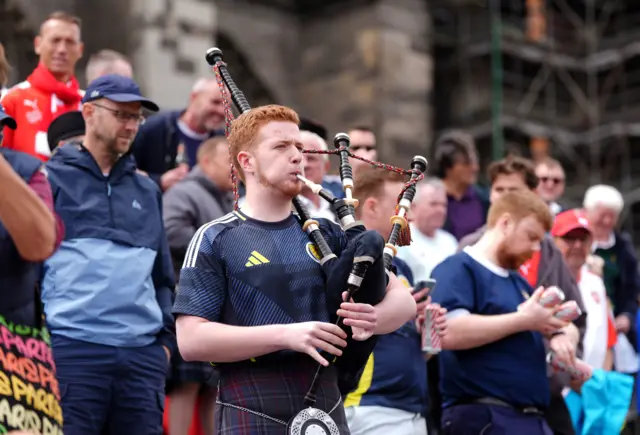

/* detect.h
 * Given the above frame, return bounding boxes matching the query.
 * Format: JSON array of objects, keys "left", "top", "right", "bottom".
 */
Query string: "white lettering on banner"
[
  {"left": 0, "top": 317, "right": 63, "bottom": 434},
  {"left": 0, "top": 399, "right": 41, "bottom": 432},
  {"left": 43, "top": 414, "right": 63, "bottom": 435},
  {"left": 0, "top": 399, "right": 62, "bottom": 434}
]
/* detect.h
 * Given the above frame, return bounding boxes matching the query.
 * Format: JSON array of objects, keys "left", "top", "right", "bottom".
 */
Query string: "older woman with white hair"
[{"left": 583, "top": 185, "right": 639, "bottom": 369}]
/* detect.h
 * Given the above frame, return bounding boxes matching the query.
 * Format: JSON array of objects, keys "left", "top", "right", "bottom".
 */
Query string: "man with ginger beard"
[
  {"left": 457, "top": 156, "right": 585, "bottom": 435},
  {"left": 430, "top": 190, "right": 579, "bottom": 434}
]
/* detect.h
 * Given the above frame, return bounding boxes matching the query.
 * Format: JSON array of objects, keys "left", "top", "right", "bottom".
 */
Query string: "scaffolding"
[{"left": 433, "top": 0, "right": 640, "bottom": 246}]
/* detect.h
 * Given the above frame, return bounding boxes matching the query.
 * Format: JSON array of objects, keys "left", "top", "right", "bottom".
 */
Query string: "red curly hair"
[{"left": 228, "top": 104, "right": 300, "bottom": 181}]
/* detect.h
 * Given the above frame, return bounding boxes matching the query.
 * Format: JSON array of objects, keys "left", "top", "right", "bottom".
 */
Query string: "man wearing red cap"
[{"left": 551, "top": 209, "right": 617, "bottom": 373}]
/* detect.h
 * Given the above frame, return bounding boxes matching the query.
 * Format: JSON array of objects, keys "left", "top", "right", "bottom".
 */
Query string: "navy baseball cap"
[
  {"left": 82, "top": 74, "right": 159, "bottom": 112},
  {"left": 0, "top": 105, "right": 16, "bottom": 130}
]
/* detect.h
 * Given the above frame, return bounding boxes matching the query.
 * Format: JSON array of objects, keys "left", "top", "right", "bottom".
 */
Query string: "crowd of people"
[{"left": 0, "top": 9, "right": 639, "bottom": 435}]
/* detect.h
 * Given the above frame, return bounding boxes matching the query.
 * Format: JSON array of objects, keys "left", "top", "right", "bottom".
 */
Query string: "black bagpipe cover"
[{"left": 323, "top": 229, "right": 388, "bottom": 395}]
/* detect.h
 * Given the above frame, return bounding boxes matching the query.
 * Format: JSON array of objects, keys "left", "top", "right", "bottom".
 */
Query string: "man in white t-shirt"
[
  {"left": 397, "top": 178, "right": 458, "bottom": 282},
  {"left": 551, "top": 209, "right": 617, "bottom": 371}
]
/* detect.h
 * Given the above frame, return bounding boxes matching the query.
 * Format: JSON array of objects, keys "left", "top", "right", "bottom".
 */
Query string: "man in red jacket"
[{"left": 1, "top": 11, "right": 84, "bottom": 161}]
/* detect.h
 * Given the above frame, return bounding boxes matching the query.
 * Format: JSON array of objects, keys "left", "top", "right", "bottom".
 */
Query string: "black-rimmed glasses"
[{"left": 93, "top": 103, "right": 146, "bottom": 125}]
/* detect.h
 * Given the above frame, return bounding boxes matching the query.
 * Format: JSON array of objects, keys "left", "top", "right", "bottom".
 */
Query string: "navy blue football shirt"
[
  {"left": 430, "top": 247, "right": 549, "bottom": 409},
  {"left": 345, "top": 257, "right": 428, "bottom": 415},
  {"left": 173, "top": 210, "right": 348, "bottom": 363}
]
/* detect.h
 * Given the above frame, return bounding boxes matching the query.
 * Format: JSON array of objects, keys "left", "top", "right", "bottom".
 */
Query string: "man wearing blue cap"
[
  {"left": 41, "top": 75, "right": 175, "bottom": 435},
  {"left": 0, "top": 106, "right": 65, "bottom": 435}
]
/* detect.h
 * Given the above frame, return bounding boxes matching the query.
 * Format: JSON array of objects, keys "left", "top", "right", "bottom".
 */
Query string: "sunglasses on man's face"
[{"left": 540, "top": 176, "right": 564, "bottom": 186}]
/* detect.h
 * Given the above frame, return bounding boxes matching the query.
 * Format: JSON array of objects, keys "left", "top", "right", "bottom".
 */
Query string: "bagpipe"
[{"left": 206, "top": 47, "right": 427, "bottom": 434}]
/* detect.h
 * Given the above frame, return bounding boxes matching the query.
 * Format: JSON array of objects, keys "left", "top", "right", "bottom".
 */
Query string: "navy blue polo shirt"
[{"left": 430, "top": 246, "right": 549, "bottom": 409}]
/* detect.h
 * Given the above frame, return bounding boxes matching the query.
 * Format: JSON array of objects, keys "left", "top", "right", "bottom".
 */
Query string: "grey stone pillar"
[
  {"left": 375, "top": 0, "right": 432, "bottom": 167},
  {"left": 130, "top": 0, "right": 217, "bottom": 110},
  {"left": 297, "top": 0, "right": 432, "bottom": 168}
]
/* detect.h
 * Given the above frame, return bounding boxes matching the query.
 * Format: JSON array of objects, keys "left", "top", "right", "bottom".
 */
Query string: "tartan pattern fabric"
[
  {"left": 166, "top": 350, "right": 219, "bottom": 392},
  {"left": 215, "top": 358, "right": 350, "bottom": 434}
]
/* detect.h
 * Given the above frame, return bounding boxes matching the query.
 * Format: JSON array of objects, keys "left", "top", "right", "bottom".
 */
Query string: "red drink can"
[
  {"left": 555, "top": 300, "right": 582, "bottom": 322},
  {"left": 540, "top": 286, "right": 565, "bottom": 308},
  {"left": 547, "top": 352, "right": 593, "bottom": 381},
  {"left": 421, "top": 304, "right": 441, "bottom": 355}
]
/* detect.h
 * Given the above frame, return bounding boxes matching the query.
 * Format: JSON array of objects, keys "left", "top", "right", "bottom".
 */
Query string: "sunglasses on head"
[{"left": 540, "top": 176, "right": 564, "bottom": 185}]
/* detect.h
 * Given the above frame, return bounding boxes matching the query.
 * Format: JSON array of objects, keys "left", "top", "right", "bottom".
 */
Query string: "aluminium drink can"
[
  {"left": 540, "top": 286, "right": 565, "bottom": 308},
  {"left": 547, "top": 352, "right": 593, "bottom": 381},
  {"left": 175, "top": 143, "right": 189, "bottom": 167},
  {"left": 554, "top": 300, "right": 582, "bottom": 322},
  {"left": 421, "top": 304, "right": 441, "bottom": 355}
]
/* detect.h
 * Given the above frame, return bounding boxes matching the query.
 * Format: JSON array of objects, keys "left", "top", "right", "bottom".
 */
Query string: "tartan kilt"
[
  {"left": 215, "top": 356, "right": 350, "bottom": 435},
  {"left": 166, "top": 347, "right": 219, "bottom": 393}
]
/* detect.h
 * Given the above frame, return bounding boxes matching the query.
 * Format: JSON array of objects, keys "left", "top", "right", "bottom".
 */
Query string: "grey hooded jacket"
[{"left": 163, "top": 166, "right": 234, "bottom": 277}]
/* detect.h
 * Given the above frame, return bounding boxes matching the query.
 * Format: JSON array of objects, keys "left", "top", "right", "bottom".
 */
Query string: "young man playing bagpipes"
[{"left": 172, "top": 104, "right": 417, "bottom": 434}]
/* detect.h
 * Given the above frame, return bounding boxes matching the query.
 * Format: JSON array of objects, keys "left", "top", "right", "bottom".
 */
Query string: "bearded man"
[
  {"left": 41, "top": 75, "right": 176, "bottom": 435},
  {"left": 431, "top": 190, "right": 579, "bottom": 435}
]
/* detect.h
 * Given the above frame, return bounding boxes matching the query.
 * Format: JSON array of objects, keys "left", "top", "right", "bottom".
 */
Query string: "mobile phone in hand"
[{"left": 412, "top": 278, "right": 436, "bottom": 303}]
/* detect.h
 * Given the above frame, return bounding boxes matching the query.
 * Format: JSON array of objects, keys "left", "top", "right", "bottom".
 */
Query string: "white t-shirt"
[
  {"left": 578, "top": 265, "right": 611, "bottom": 369},
  {"left": 296, "top": 195, "right": 337, "bottom": 223},
  {"left": 396, "top": 224, "right": 458, "bottom": 282}
]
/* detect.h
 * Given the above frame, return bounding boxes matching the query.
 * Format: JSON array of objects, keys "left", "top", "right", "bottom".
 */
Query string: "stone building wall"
[
  {"left": 296, "top": 0, "right": 432, "bottom": 166},
  {"left": 215, "top": 0, "right": 299, "bottom": 107},
  {"left": 131, "top": 0, "right": 217, "bottom": 109}
]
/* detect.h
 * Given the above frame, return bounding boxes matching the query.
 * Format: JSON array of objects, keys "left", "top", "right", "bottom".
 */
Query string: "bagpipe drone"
[{"left": 206, "top": 47, "right": 427, "bottom": 435}]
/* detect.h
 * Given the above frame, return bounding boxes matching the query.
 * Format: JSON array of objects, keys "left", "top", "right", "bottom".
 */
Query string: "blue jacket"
[
  {"left": 132, "top": 110, "right": 183, "bottom": 188},
  {"left": 42, "top": 143, "right": 176, "bottom": 351},
  {"left": 132, "top": 110, "right": 224, "bottom": 189},
  {"left": 0, "top": 149, "right": 45, "bottom": 327},
  {"left": 321, "top": 175, "right": 345, "bottom": 199}
]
